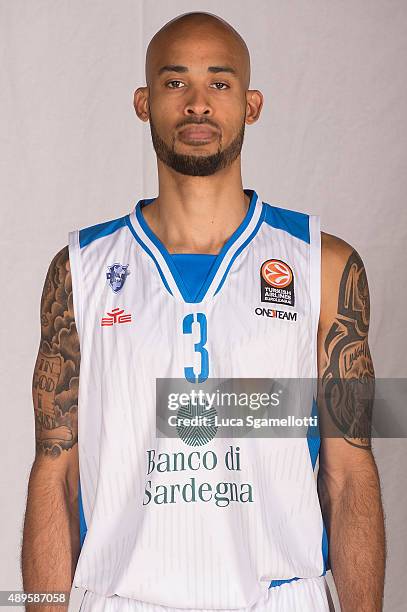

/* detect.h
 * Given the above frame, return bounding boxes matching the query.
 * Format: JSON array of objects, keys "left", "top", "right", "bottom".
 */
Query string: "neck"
[{"left": 141, "top": 162, "right": 250, "bottom": 254}]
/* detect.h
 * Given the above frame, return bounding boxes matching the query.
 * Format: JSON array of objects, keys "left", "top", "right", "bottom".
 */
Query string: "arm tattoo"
[
  {"left": 320, "top": 250, "right": 375, "bottom": 448},
  {"left": 32, "top": 246, "right": 80, "bottom": 458}
]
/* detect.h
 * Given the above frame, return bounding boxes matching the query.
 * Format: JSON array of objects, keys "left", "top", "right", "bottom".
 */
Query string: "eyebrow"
[{"left": 157, "top": 64, "right": 237, "bottom": 77}]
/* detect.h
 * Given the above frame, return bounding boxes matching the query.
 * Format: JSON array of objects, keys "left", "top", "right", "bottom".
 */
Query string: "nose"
[{"left": 183, "top": 87, "right": 212, "bottom": 117}]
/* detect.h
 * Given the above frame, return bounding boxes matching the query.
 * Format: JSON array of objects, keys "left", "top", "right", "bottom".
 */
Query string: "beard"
[{"left": 149, "top": 113, "right": 246, "bottom": 177}]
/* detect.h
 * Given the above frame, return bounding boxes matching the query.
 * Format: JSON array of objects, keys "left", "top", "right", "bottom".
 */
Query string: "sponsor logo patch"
[
  {"left": 255, "top": 307, "right": 297, "bottom": 321},
  {"left": 101, "top": 307, "right": 132, "bottom": 326},
  {"left": 260, "top": 259, "right": 295, "bottom": 306}
]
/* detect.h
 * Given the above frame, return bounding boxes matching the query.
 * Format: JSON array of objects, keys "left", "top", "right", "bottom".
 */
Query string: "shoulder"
[
  {"left": 51, "top": 244, "right": 70, "bottom": 266},
  {"left": 321, "top": 230, "right": 354, "bottom": 263},
  {"left": 321, "top": 231, "right": 353, "bottom": 290},
  {"left": 42, "top": 245, "right": 71, "bottom": 298},
  {"left": 320, "top": 231, "right": 370, "bottom": 327},
  {"left": 40, "top": 245, "right": 74, "bottom": 332},
  {"left": 321, "top": 230, "right": 367, "bottom": 280}
]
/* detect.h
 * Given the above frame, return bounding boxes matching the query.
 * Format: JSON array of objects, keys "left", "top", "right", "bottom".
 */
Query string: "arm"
[
  {"left": 317, "top": 233, "right": 386, "bottom": 612},
  {"left": 21, "top": 246, "right": 81, "bottom": 610}
]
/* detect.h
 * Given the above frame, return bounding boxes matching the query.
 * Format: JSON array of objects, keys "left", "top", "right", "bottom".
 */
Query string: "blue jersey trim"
[
  {"left": 305, "top": 398, "right": 330, "bottom": 574},
  {"left": 193, "top": 189, "right": 259, "bottom": 302},
  {"left": 79, "top": 216, "right": 127, "bottom": 249},
  {"left": 307, "top": 397, "right": 321, "bottom": 470},
  {"left": 269, "top": 576, "right": 301, "bottom": 588},
  {"left": 171, "top": 254, "right": 217, "bottom": 301},
  {"left": 134, "top": 189, "right": 259, "bottom": 303},
  {"left": 322, "top": 521, "right": 329, "bottom": 572},
  {"left": 125, "top": 215, "right": 173, "bottom": 296},
  {"left": 264, "top": 204, "right": 310, "bottom": 244},
  {"left": 135, "top": 200, "right": 202, "bottom": 302},
  {"left": 78, "top": 477, "right": 88, "bottom": 549},
  {"left": 268, "top": 398, "right": 326, "bottom": 588},
  {"left": 214, "top": 203, "right": 266, "bottom": 296}
]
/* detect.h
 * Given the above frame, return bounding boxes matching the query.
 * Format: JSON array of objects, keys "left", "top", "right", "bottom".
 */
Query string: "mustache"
[{"left": 176, "top": 118, "right": 220, "bottom": 131}]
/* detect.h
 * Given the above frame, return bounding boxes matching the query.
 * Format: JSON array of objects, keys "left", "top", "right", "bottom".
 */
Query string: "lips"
[{"left": 179, "top": 126, "right": 217, "bottom": 141}]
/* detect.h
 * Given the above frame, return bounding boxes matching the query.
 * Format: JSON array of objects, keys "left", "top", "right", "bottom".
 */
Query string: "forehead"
[{"left": 150, "top": 31, "right": 242, "bottom": 75}]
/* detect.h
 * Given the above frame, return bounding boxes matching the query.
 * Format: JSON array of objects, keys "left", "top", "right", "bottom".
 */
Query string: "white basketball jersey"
[{"left": 69, "top": 188, "right": 329, "bottom": 609}]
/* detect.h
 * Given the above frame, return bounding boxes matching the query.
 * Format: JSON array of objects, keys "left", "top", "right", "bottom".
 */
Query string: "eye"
[
  {"left": 167, "top": 80, "right": 185, "bottom": 89},
  {"left": 211, "top": 82, "right": 229, "bottom": 90}
]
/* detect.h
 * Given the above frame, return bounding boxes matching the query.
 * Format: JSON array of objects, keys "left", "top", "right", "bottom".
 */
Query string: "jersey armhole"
[
  {"left": 68, "top": 229, "right": 83, "bottom": 346},
  {"left": 309, "top": 215, "right": 321, "bottom": 382}
]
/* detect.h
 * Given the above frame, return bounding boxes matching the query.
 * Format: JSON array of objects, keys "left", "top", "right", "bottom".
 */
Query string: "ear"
[
  {"left": 133, "top": 87, "right": 150, "bottom": 122},
  {"left": 245, "top": 89, "right": 264, "bottom": 125}
]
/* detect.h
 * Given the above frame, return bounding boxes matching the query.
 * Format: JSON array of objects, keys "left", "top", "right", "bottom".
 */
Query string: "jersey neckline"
[{"left": 125, "top": 188, "right": 265, "bottom": 304}]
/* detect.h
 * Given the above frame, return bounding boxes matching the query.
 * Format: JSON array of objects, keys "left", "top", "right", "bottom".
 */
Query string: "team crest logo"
[
  {"left": 260, "top": 259, "right": 295, "bottom": 306},
  {"left": 106, "top": 263, "right": 130, "bottom": 293}
]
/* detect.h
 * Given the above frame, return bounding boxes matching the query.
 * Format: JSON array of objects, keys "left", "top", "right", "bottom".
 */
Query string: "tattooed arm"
[
  {"left": 21, "top": 246, "right": 81, "bottom": 608},
  {"left": 317, "top": 233, "right": 386, "bottom": 612}
]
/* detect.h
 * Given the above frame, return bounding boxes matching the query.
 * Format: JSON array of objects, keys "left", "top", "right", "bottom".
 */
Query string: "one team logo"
[
  {"left": 260, "top": 259, "right": 295, "bottom": 306},
  {"left": 106, "top": 263, "right": 130, "bottom": 293}
]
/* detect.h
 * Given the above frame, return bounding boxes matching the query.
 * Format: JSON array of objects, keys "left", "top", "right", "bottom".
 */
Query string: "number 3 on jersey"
[{"left": 182, "top": 313, "right": 209, "bottom": 383}]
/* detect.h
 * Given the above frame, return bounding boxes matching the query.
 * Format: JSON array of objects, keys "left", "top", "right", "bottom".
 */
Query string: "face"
[
  {"left": 149, "top": 108, "right": 246, "bottom": 177},
  {"left": 135, "top": 28, "right": 262, "bottom": 177}
]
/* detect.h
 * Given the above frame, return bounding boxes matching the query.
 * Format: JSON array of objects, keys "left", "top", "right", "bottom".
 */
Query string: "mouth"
[{"left": 178, "top": 125, "right": 218, "bottom": 144}]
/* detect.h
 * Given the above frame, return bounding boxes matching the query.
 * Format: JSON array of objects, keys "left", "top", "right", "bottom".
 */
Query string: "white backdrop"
[{"left": 1, "top": 1, "right": 406, "bottom": 611}]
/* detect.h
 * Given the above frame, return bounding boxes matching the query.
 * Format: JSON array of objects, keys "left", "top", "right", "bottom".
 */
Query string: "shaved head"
[
  {"left": 145, "top": 12, "right": 251, "bottom": 90},
  {"left": 134, "top": 11, "right": 262, "bottom": 177}
]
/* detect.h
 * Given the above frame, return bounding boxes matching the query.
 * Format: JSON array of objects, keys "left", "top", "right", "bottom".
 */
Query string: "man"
[{"left": 22, "top": 11, "right": 385, "bottom": 612}]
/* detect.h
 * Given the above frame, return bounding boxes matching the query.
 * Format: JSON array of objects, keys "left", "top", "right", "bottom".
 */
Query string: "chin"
[{"left": 177, "top": 144, "right": 215, "bottom": 154}]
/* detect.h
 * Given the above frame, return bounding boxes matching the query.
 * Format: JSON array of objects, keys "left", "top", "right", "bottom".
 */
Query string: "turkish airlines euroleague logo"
[
  {"left": 260, "top": 259, "right": 295, "bottom": 306},
  {"left": 261, "top": 260, "right": 292, "bottom": 288}
]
